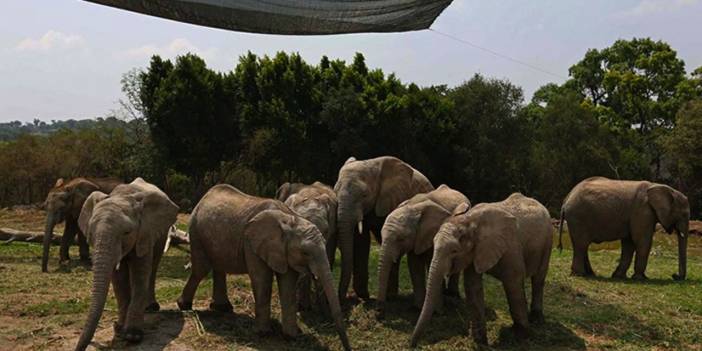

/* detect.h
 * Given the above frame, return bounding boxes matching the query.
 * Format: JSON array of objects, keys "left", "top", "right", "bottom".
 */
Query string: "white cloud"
[
  {"left": 15, "top": 30, "right": 86, "bottom": 52},
  {"left": 624, "top": 0, "right": 699, "bottom": 17},
  {"left": 121, "top": 38, "right": 218, "bottom": 60}
]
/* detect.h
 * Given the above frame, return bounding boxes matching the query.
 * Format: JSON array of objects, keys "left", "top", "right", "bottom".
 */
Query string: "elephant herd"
[{"left": 39, "top": 156, "right": 690, "bottom": 351}]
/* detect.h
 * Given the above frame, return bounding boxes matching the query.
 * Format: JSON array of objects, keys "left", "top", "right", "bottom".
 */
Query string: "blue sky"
[{"left": 1, "top": 0, "right": 701, "bottom": 122}]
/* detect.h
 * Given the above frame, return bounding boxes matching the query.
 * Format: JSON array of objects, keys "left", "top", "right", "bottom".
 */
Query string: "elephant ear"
[
  {"left": 276, "top": 183, "right": 293, "bottom": 202},
  {"left": 375, "top": 158, "right": 415, "bottom": 217},
  {"left": 648, "top": 185, "right": 675, "bottom": 232},
  {"left": 473, "top": 209, "right": 516, "bottom": 274},
  {"left": 78, "top": 191, "right": 109, "bottom": 240},
  {"left": 245, "top": 209, "right": 292, "bottom": 273},
  {"left": 414, "top": 201, "right": 451, "bottom": 254},
  {"left": 134, "top": 191, "right": 179, "bottom": 257},
  {"left": 452, "top": 202, "right": 471, "bottom": 216},
  {"left": 320, "top": 193, "right": 338, "bottom": 239},
  {"left": 54, "top": 178, "right": 65, "bottom": 188}
]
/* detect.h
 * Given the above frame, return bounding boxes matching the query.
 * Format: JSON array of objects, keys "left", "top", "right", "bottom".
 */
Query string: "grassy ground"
[{"left": 0, "top": 209, "right": 701, "bottom": 350}]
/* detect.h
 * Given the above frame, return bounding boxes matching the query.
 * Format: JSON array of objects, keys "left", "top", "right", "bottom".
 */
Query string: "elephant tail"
[{"left": 557, "top": 207, "right": 565, "bottom": 252}]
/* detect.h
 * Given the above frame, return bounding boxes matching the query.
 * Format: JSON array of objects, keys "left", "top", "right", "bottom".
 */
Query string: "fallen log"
[
  {"left": 0, "top": 226, "right": 190, "bottom": 248},
  {"left": 1, "top": 228, "right": 59, "bottom": 245}
]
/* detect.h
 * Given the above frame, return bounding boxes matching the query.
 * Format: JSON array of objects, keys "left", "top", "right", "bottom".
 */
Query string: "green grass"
[{"left": 0, "top": 229, "right": 701, "bottom": 350}]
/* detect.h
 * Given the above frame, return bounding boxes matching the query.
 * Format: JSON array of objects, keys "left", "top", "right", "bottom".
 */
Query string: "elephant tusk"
[
  {"left": 357, "top": 221, "right": 363, "bottom": 235},
  {"left": 163, "top": 227, "right": 173, "bottom": 253},
  {"left": 115, "top": 261, "right": 121, "bottom": 271}
]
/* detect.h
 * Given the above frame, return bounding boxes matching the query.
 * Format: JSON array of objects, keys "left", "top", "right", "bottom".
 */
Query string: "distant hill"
[{"left": 0, "top": 117, "right": 129, "bottom": 141}]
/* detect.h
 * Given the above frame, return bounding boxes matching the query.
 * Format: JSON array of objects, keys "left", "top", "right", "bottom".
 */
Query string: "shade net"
[{"left": 84, "top": 0, "right": 453, "bottom": 35}]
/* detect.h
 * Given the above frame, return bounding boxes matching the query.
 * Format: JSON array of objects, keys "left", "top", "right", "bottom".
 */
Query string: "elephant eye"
[{"left": 123, "top": 231, "right": 130, "bottom": 236}]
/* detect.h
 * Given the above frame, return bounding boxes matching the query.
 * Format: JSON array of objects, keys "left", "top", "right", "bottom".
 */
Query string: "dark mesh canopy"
[{"left": 84, "top": 0, "right": 454, "bottom": 35}]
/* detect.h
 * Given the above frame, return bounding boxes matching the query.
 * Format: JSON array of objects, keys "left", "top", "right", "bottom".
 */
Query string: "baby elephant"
[
  {"left": 376, "top": 184, "right": 470, "bottom": 318},
  {"left": 412, "top": 193, "right": 553, "bottom": 346},
  {"left": 177, "top": 185, "right": 351, "bottom": 351},
  {"left": 276, "top": 181, "right": 338, "bottom": 310},
  {"left": 74, "top": 178, "right": 179, "bottom": 351}
]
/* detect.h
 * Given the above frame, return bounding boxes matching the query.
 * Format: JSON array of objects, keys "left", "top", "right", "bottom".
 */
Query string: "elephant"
[
  {"left": 334, "top": 156, "right": 434, "bottom": 301},
  {"left": 41, "top": 177, "right": 122, "bottom": 272},
  {"left": 376, "top": 184, "right": 470, "bottom": 318},
  {"left": 74, "top": 178, "right": 179, "bottom": 351},
  {"left": 276, "top": 181, "right": 338, "bottom": 310},
  {"left": 176, "top": 185, "right": 351, "bottom": 351},
  {"left": 559, "top": 177, "right": 689, "bottom": 280},
  {"left": 411, "top": 193, "right": 553, "bottom": 346}
]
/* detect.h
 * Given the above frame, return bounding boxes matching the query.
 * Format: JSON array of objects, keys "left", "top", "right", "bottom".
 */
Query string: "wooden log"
[{"left": 0, "top": 226, "right": 191, "bottom": 248}]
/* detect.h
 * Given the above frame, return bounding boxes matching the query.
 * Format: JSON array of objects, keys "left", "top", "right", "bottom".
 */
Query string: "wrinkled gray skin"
[
  {"left": 177, "top": 185, "right": 351, "bottom": 351},
  {"left": 74, "top": 178, "right": 178, "bottom": 351},
  {"left": 559, "top": 177, "right": 689, "bottom": 280},
  {"left": 376, "top": 185, "right": 469, "bottom": 318},
  {"left": 334, "top": 156, "right": 434, "bottom": 301},
  {"left": 42, "top": 177, "right": 122, "bottom": 272},
  {"left": 277, "top": 181, "right": 338, "bottom": 311},
  {"left": 412, "top": 193, "right": 553, "bottom": 346}
]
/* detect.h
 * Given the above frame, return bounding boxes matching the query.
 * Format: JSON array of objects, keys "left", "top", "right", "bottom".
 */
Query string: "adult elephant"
[
  {"left": 411, "top": 193, "right": 553, "bottom": 346},
  {"left": 276, "top": 181, "right": 338, "bottom": 309},
  {"left": 559, "top": 177, "right": 689, "bottom": 280},
  {"left": 74, "top": 178, "right": 179, "bottom": 350},
  {"left": 41, "top": 177, "right": 122, "bottom": 272},
  {"left": 176, "top": 185, "right": 351, "bottom": 351},
  {"left": 334, "top": 156, "right": 434, "bottom": 300},
  {"left": 376, "top": 185, "right": 469, "bottom": 318}
]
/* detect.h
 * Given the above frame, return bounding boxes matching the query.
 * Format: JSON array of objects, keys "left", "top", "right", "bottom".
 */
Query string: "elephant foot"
[
  {"left": 209, "top": 301, "right": 233, "bottom": 313},
  {"left": 512, "top": 323, "right": 529, "bottom": 341},
  {"left": 79, "top": 256, "right": 92, "bottom": 264},
  {"left": 571, "top": 270, "right": 593, "bottom": 278},
  {"left": 631, "top": 273, "right": 648, "bottom": 281},
  {"left": 282, "top": 325, "right": 301, "bottom": 340},
  {"left": 254, "top": 324, "right": 273, "bottom": 337},
  {"left": 113, "top": 322, "right": 124, "bottom": 337},
  {"left": 354, "top": 290, "right": 370, "bottom": 300},
  {"left": 472, "top": 333, "right": 488, "bottom": 346},
  {"left": 123, "top": 328, "right": 144, "bottom": 343},
  {"left": 611, "top": 271, "right": 627, "bottom": 280},
  {"left": 59, "top": 258, "right": 71, "bottom": 267},
  {"left": 145, "top": 302, "right": 161, "bottom": 313},
  {"left": 176, "top": 299, "right": 192, "bottom": 311},
  {"left": 672, "top": 273, "right": 686, "bottom": 281},
  {"left": 528, "top": 310, "right": 545, "bottom": 325}
]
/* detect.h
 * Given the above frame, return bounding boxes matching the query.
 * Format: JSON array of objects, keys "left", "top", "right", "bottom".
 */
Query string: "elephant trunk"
[
  {"left": 336, "top": 201, "right": 356, "bottom": 301},
  {"left": 75, "top": 236, "right": 117, "bottom": 351},
  {"left": 673, "top": 222, "right": 688, "bottom": 281},
  {"left": 376, "top": 240, "right": 397, "bottom": 316},
  {"left": 410, "top": 254, "right": 448, "bottom": 347},
  {"left": 41, "top": 212, "right": 57, "bottom": 273},
  {"left": 314, "top": 261, "right": 352, "bottom": 351}
]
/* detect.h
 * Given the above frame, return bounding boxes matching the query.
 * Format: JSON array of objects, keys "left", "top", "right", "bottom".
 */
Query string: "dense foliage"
[{"left": 1, "top": 38, "right": 701, "bottom": 216}]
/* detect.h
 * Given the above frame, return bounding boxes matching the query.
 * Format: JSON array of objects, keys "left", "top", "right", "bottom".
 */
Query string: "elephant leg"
[
  {"left": 388, "top": 259, "right": 401, "bottom": 299},
  {"left": 210, "top": 270, "right": 233, "bottom": 312},
  {"left": 177, "top": 240, "right": 211, "bottom": 310},
  {"left": 76, "top": 228, "right": 90, "bottom": 262},
  {"left": 408, "top": 253, "right": 426, "bottom": 309},
  {"left": 570, "top": 239, "right": 590, "bottom": 276},
  {"left": 584, "top": 249, "right": 595, "bottom": 276},
  {"left": 352, "top": 225, "right": 371, "bottom": 299},
  {"left": 464, "top": 269, "right": 487, "bottom": 345},
  {"left": 112, "top": 261, "right": 131, "bottom": 336},
  {"left": 146, "top": 236, "right": 166, "bottom": 312},
  {"left": 59, "top": 221, "right": 77, "bottom": 263},
  {"left": 325, "top": 232, "right": 337, "bottom": 270},
  {"left": 123, "top": 253, "right": 151, "bottom": 343},
  {"left": 277, "top": 271, "right": 301, "bottom": 338},
  {"left": 632, "top": 237, "right": 653, "bottom": 280},
  {"left": 250, "top": 267, "right": 274, "bottom": 335},
  {"left": 297, "top": 275, "right": 312, "bottom": 311},
  {"left": 446, "top": 274, "right": 460, "bottom": 298},
  {"left": 612, "top": 237, "right": 634, "bottom": 279},
  {"left": 502, "top": 276, "right": 529, "bottom": 340},
  {"left": 529, "top": 250, "right": 550, "bottom": 324}
]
